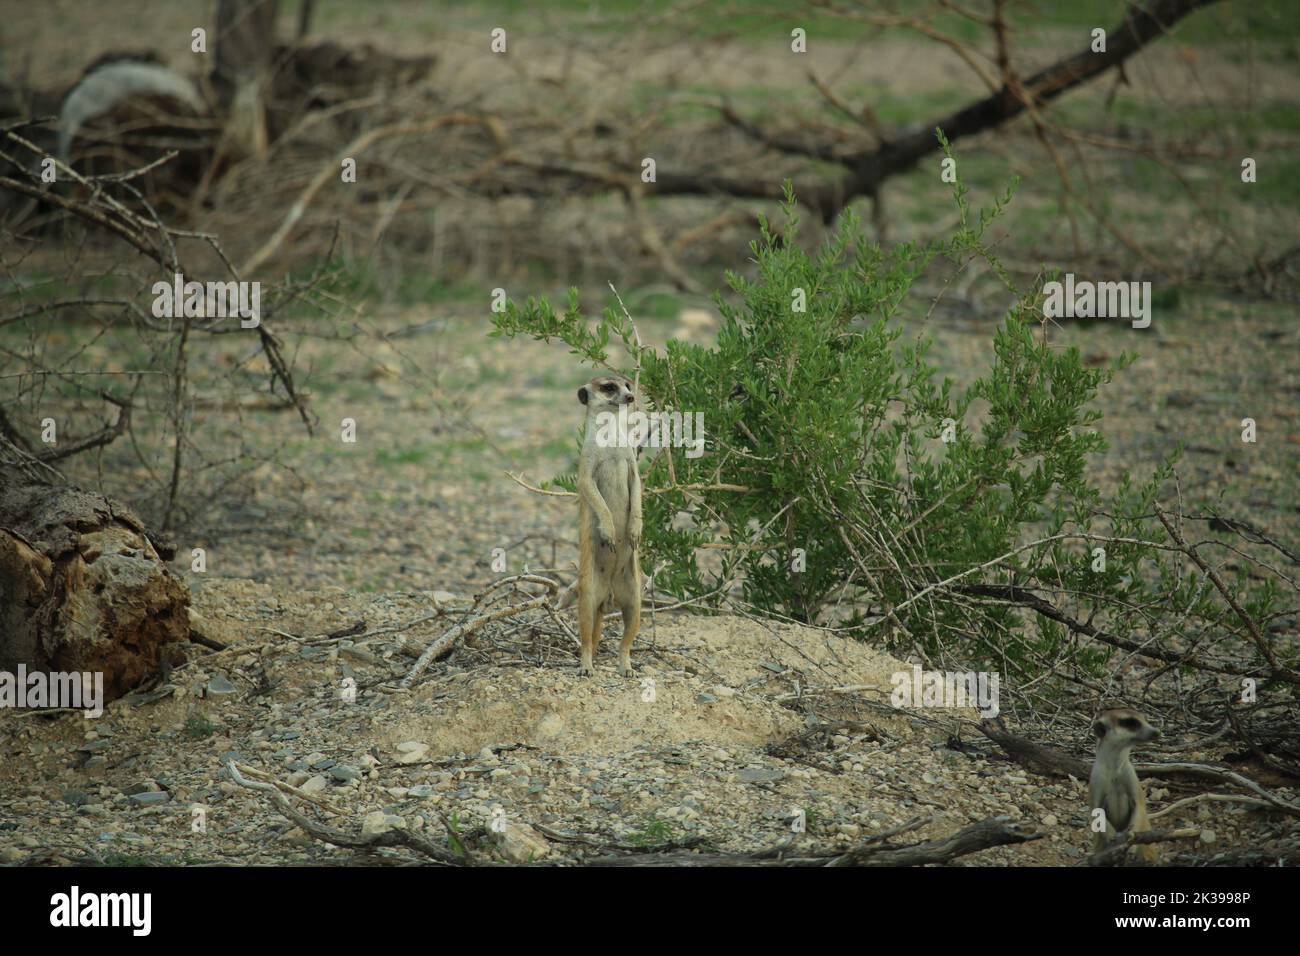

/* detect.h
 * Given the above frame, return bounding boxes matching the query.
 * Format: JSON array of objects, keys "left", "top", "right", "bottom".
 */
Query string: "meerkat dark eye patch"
[
  {"left": 1120, "top": 718, "right": 1141, "bottom": 730},
  {"left": 1092, "top": 721, "right": 1107, "bottom": 738}
]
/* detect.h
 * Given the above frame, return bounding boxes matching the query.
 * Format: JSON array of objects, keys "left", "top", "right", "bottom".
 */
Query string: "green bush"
[{"left": 491, "top": 138, "right": 1288, "bottom": 689}]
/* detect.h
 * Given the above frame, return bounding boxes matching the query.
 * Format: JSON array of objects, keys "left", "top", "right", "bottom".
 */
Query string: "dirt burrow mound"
[{"left": 381, "top": 613, "right": 959, "bottom": 757}]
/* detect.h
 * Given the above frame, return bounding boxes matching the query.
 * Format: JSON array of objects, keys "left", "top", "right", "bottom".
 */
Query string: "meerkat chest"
[
  {"left": 1091, "top": 760, "right": 1140, "bottom": 832},
  {"left": 593, "top": 455, "right": 633, "bottom": 512}
]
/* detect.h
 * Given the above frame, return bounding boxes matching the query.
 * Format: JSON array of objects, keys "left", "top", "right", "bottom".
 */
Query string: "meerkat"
[
  {"left": 1089, "top": 707, "right": 1160, "bottom": 862},
  {"left": 575, "top": 373, "right": 642, "bottom": 677}
]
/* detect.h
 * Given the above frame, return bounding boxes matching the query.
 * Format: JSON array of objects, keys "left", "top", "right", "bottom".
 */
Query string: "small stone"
[
  {"left": 1198, "top": 829, "right": 1217, "bottom": 845},
  {"left": 361, "top": 811, "right": 405, "bottom": 839},
  {"left": 206, "top": 676, "right": 238, "bottom": 696},
  {"left": 279, "top": 827, "right": 312, "bottom": 846},
  {"left": 736, "top": 768, "right": 783, "bottom": 784},
  {"left": 396, "top": 742, "right": 429, "bottom": 764},
  {"left": 329, "top": 764, "right": 361, "bottom": 783},
  {"left": 129, "top": 792, "right": 170, "bottom": 806},
  {"left": 1041, "top": 814, "right": 1058, "bottom": 827},
  {"left": 300, "top": 775, "right": 327, "bottom": 794},
  {"left": 495, "top": 822, "right": 550, "bottom": 863}
]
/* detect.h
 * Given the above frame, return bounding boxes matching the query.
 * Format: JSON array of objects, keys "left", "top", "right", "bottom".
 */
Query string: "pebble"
[
  {"left": 128, "top": 792, "right": 170, "bottom": 806},
  {"left": 206, "top": 676, "right": 238, "bottom": 696}
]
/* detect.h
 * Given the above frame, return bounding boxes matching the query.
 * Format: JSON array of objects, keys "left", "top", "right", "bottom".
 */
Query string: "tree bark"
[
  {"left": 213, "top": 0, "right": 280, "bottom": 160},
  {"left": 652, "top": 0, "right": 1222, "bottom": 221},
  {"left": 0, "top": 476, "right": 190, "bottom": 702}
]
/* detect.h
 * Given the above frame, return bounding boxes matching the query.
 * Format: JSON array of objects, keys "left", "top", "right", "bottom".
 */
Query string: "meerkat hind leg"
[
  {"left": 577, "top": 585, "right": 599, "bottom": 677},
  {"left": 615, "top": 566, "right": 640, "bottom": 677}
]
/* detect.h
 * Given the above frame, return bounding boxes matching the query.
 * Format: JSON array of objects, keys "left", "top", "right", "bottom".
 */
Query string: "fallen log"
[{"left": 0, "top": 475, "right": 190, "bottom": 702}]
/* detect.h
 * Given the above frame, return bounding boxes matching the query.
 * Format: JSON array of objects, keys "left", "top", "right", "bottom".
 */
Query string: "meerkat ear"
[
  {"left": 1092, "top": 719, "right": 1108, "bottom": 739},
  {"left": 577, "top": 386, "right": 589, "bottom": 405}
]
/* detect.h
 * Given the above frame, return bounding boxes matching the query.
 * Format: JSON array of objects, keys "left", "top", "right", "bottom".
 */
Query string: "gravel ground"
[{"left": 2, "top": 292, "right": 1296, "bottom": 867}]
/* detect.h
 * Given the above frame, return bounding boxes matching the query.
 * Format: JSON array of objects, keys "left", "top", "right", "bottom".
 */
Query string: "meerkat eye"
[
  {"left": 1120, "top": 717, "right": 1141, "bottom": 730},
  {"left": 601, "top": 383, "right": 616, "bottom": 392}
]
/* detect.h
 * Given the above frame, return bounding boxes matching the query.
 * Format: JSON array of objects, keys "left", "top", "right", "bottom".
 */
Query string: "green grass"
[
  {"left": 625, "top": 815, "right": 678, "bottom": 847},
  {"left": 308, "top": 257, "right": 484, "bottom": 308},
  {"left": 324, "top": 0, "right": 1300, "bottom": 49},
  {"left": 183, "top": 714, "right": 219, "bottom": 740}
]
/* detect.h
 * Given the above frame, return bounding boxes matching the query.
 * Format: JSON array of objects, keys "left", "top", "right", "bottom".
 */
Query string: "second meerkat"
[
  {"left": 1089, "top": 707, "right": 1161, "bottom": 862},
  {"left": 575, "top": 374, "right": 642, "bottom": 677}
]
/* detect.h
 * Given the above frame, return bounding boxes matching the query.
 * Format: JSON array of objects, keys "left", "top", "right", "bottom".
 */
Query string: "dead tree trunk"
[
  {"left": 213, "top": 0, "right": 280, "bottom": 161},
  {"left": 0, "top": 475, "right": 190, "bottom": 702}
]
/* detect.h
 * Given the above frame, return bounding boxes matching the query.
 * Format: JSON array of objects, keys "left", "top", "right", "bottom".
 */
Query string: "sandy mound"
[{"left": 379, "top": 614, "right": 963, "bottom": 756}]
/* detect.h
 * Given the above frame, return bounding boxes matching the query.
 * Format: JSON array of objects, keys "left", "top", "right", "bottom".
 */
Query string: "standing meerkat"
[
  {"left": 575, "top": 374, "right": 642, "bottom": 677},
  {"left": 1089, "top": 707, "right": 1161, "bottom": 862}
]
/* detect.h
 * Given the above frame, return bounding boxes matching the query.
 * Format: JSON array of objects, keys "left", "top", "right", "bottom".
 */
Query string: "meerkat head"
[
  {"left": 1093, "top": 707, "right": 1161, "bottom": 752},
  {"left": 577, "top": 374, "right": 635, "bottom": 414}
]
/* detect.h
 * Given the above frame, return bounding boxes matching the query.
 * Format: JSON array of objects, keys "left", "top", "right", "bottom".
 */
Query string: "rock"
[
  {"left": 122, "top": 781, "right": 159, "bottom": 796},
  {"left": 736, "top": 768, "right": 783, "bottom": 784},
  {"left": 62, "top": 790, "right": 91, "bottom": 807},
  {"left": 300, "top": 775, "right": 327, "bottom": 795},
  {"left": 408, "top": 785, "right": 437, "bottom": 799},
  {"left": 361, "top": 811, "right": 405, "bottom": 839},
  {"left": 396, "top": 741, "right": 429, "bottom": 764},
  {"left": 1198, "top": 829, "right": 1217, "bottom": 845},
  {"left": 1041, "top": 814, "right": 1059, "bottom": 827},
  {"left": 128, "top": 792, "right": 170, "bottom": 806},
  {"left": 279, "top": 827, "right": 313, "bottom": 846},
  {"left": 329, "top": 764, "right": 361, "bottom": 783},
  {"left": 495, "top": 822, "right": 550, "bottom": 863},
  {"left": 206, "top": 676, "right": 238, "bottom": 696}
]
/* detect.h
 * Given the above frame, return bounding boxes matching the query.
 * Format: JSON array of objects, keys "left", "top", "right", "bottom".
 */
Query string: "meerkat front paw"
[
  {"left": 579, "top": 661, "right": 595, "bottom": 677},
  {"left": 629, "top": 520, "right": 642, "bottom": 549}
]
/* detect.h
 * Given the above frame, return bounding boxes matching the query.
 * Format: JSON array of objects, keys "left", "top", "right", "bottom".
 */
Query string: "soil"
[
  {"left": 1, "top": 296, "right": 1295, "bottom": 866},
  {"left": 1, "top": 1, "right": 1296, "bottom": 867}
]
